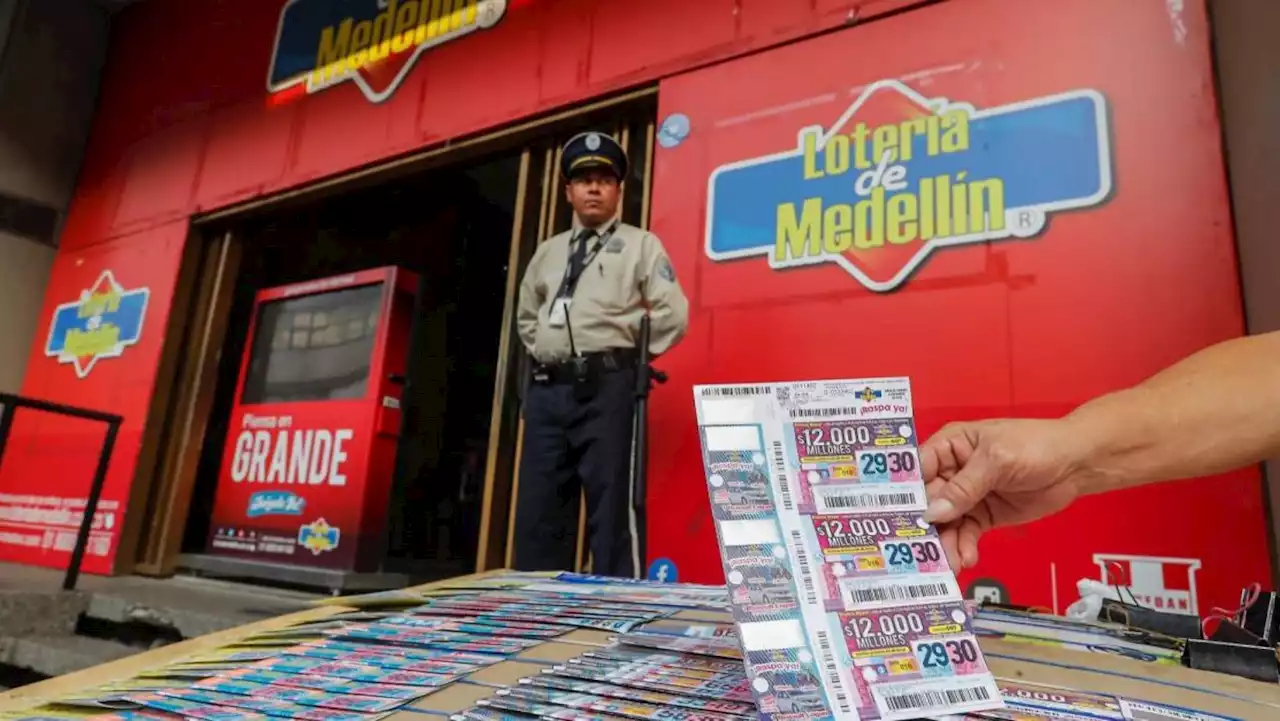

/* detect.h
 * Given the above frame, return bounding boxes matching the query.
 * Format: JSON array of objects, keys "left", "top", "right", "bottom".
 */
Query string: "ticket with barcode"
[
  {"left": 801, "top": 512, "right": 957, "bottom": 611},
  {"left": 832, "top": 603, "right": 1000, "bottom": 718},
  {"left": 790, "top": 420, "right": 925, "bottom": 515},
  {"left": 694, "top": 378, "right": 1003, "bottom": 721}
]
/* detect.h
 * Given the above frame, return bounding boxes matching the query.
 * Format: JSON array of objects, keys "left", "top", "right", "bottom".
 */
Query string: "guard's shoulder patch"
[{"left": 658, "top": 257, "right": 676, "bottom": 282}]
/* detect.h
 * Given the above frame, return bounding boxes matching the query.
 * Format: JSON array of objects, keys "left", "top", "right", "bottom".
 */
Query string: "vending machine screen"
[{"left": 241, "top": 283, "right": 384, "bottom": 405}]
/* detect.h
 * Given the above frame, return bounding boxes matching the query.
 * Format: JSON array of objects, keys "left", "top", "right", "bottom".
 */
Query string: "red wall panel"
[
  {"left": 194, "top": 100, "right": 298, "bottom": 209},
  {"left": 18, "top": 0, "right": 927, "bottom": 573},
  {"left": 0, "top": 221, "right": 189, "bottom": 573},
  {"left": 645, "top": 0, "right": 1264, "bottom": 615},
  {"left": 61, "top": 0, "right": 926, "bottom": 253}
]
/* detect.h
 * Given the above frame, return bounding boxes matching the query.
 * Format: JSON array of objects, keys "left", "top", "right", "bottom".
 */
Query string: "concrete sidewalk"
[{"left": 0, "top": 562, "right": 322, "bottom": 684}]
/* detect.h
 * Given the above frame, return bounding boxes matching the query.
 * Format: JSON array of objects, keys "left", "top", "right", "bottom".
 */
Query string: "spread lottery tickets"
[{"left": 693, "top": 378, "right": 1003, "bottom": 721}]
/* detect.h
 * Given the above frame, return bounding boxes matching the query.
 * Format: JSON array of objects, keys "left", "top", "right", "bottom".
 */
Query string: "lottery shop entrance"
[{"left": 126, "top": 92, "right": 660, "bottom": 591}]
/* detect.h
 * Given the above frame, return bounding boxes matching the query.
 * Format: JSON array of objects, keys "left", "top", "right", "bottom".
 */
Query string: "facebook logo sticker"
[{"left": 647, "top": 558, "right": 678, "bottom": 583}]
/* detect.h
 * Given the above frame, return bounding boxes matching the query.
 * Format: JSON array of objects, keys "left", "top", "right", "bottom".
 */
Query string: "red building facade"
[{"left": 0, "top": 0, "right": 1269, "bottom": 616}]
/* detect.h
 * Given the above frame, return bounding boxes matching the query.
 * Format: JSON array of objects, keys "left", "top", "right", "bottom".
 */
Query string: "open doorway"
[
  {"left": 177, "top": 150, "right": 521, "bottom": 585},
  {"left": 127, "top": 91, "right": 660, "bottom": 590}
]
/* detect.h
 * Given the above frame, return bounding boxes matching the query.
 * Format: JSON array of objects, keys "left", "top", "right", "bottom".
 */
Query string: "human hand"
[{"left": 919, "top": 419, "right": 1092, "bottom": 570}]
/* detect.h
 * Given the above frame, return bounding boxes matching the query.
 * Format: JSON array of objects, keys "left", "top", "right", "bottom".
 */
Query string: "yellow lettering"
[
  {"left": 852, "top": 123, "right": 872, "bottom": 170},
  {"left": 312, "top": 19, "right": 352, "bottom": 83},
  {"left": 823, "top": 205, "right": 853, "bottom": 253},
  {"left": 824, "top": 134, "right": 849, "bottom": 176},
  {"left": 935, "top": 174, "right": 952, "bottom": 237},
  {"left": 941, "top": 109, "right": 970, "bottom": 153},
  {"left": 349, "top": 20, "right": 373, "bottom": 70},
  {"left": 952, "top": 172, "right": 968, "bottom": 233},
  {"left": 886, "top": 194, "right": 918, "bottom": 245},
  {"left": 416, "top": 0, "right": 437, "bottom": 43},
  {"left": 899, "top": 117, "right": 928, "bottom": 162},
  {"left": 77, "top": 292, "right": 121, "bottom": 318},
  {"left": 802, "top": 130, "right": 824, "bottom": 180},
  {"left": 872, "top": 125, "right": 898, "bottom": 165},
  {"left": 919, "top": 177, "right": 935, "bottom": 241},
  {"left": 449, "top": 0, "right": 468, "bottom": 30},
  {"left": 393, "top": 1, "right": 420, "bottom": 53},
  {"left": 369, "top": 0, "right": 398, "bottom": 62},
  {"left": 969, "top": 179, "right": 1006, "bottom": 232},
  {"left": 65, "top": 326, "right": 120, "bottom": 357},
  {"left": 428, "top": 0, "right": 451, "bottom": 36},
  {"left": 853, "top": 188, "right": 885, "bottom": 249},
  {"left": 776, "top": 199, "right": 823, "bottom": 261}
]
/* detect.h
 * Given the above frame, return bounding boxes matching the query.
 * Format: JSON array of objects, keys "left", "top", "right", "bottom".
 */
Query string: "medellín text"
[{"left": 776, "top": 108, "right": 1007, "bottom": 259}]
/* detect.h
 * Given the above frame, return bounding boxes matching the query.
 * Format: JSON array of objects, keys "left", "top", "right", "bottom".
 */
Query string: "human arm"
[
  {"left": 516, "top": 247, "right": 547, "bottom": 354},
  {"left": 638, "top": 232, "right": 689, "bottom": 354},
  {"left": 921, "top": 330, "right": 1280, "bottom": 567}
]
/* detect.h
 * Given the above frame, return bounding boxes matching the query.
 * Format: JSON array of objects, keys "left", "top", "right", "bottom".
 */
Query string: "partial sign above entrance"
[
  {"left": 268, "top": 0, "right": 508, "bottom": 104},
  {"left": 704, "top": 80, "right": 1112, "bottom": 293}
]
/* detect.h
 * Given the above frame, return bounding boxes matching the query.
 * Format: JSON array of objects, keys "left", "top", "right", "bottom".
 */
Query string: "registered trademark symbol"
[
  {"left": 477, "top": 0, "right": 507, "bottom": 28},
  {"left": 1008, "top": 208, "right": 1047, "bottom": 238}
]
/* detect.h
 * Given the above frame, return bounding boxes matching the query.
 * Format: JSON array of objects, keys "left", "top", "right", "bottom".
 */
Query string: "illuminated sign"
[
  {"left": 45, "top": 270, "right": 150, "bottom": 379},
  {"left": 704, "top": 80, "right": 1112, "bottom": 292},
  {"left": 268, "top": 0, "right": 508, "bottom": 104}
]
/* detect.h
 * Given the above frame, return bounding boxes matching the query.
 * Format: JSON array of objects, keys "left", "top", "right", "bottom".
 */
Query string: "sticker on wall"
[
  {"left": 966, "top": 577, "right": 1009, "bottom": 605},
  {"left": 298, "top": 518, "right": 341, "bottom": 555},
  {"left": 704, "top": 79, "right": 1114, "bottom": 292},
  {"left": 45, "top": 270, "right": 150, "bottom": 379},
  {"left": 1093, "top": 553, "right": 1202, "bottom": 616},
  {"left": 268, "top": 0, "right": 509, "bottom": 104},
  {"left": 247, "top": 491, "right": 307, "bottom": 518},
  {"left": 657, "top": 113, "right": 691, "bottom": 149},
  {"left": 647, "top": 557, "right": 678, "bottom": 583}
]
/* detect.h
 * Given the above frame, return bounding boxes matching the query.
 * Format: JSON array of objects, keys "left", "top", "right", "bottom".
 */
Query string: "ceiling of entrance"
[{"left": 95, "top": 0, "right": 140, "bottom": 11}]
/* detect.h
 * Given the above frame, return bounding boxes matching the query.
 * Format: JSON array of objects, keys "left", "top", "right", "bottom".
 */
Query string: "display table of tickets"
[{"left": 0, "top": 571, "right": 1277, "bottom": 721}]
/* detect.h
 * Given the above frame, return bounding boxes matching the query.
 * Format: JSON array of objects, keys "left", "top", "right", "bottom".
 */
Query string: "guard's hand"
[{"left": 919, "top": 419, "right": 1089, "bottom": 570}]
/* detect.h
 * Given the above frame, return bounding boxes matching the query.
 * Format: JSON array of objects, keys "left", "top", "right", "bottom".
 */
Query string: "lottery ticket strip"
[{"left": 0, "top": 572, "right": 1275, "bottom": 721}]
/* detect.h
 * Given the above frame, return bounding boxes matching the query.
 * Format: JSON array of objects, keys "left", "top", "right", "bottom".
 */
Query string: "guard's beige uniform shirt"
[{"left": 517, "top": 222, "right": 689, "bottom": 364}]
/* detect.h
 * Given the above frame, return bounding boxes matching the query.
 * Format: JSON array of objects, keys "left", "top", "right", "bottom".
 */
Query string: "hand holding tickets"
[
  {"left": 919, "top": 418, "right": 1091, "bottom": 570},
  {"left": 921, "top": 330, "right": 1280, "bottom": 569}
]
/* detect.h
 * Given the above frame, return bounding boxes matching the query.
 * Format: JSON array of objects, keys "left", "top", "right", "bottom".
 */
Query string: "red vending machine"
[{"left": 205, "top": 267, "right": 417, "bottom": 573}]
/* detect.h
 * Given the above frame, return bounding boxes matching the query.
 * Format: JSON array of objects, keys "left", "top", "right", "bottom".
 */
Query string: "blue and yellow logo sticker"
[
  {"left": 247, "top": 492, "right": 306, "bottom": 518},
  {"left": 268, "top": 0, "right": 509, "bottom": 104},
  {"left": 45, "top": 271, "right": 150, "bottom": 379},
  {"left": 705, "top": 80, "right": 1112, "bottom": 292},
  {"left": 298, "top": 518, "right": 341, "bottom": 555}
]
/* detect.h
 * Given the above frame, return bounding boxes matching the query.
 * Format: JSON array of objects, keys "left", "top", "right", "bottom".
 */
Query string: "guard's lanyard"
[{"left": 556, "top": 221, "right": 617, "bottom": 300}]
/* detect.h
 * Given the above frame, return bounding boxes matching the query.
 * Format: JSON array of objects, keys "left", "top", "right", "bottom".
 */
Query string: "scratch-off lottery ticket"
[
  {"left": 790, "top": 419, "right": 924, "bottom": 515},
  {"left": 693, "top": 378, "right": 1003, "bottom": 721},
  {"left": 803, "top": 512, "right": 958, "bottom": 612}
]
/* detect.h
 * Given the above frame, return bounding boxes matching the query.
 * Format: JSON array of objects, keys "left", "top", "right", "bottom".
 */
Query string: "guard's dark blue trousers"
[{"left": 513, "top": 367, "right": 641, "bottom": 578}]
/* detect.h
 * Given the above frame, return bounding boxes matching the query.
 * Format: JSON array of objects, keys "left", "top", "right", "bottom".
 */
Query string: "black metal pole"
[
  {"left": 64, "top": 421, "right": 120, "bottom": 591},
  {"left": 0, "top": 398, "right": 16, "bottom": 476},
  {"left": 631, "top": 315, "right": 666, "bottom": 576}
]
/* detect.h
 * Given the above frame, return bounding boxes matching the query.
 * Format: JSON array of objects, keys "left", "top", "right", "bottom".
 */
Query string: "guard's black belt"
[{"left": 532, "top": 348, "right": 638, "bottom": 384}]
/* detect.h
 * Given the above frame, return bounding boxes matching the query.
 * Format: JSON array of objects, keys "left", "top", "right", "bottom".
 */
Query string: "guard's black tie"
[{"left": 567, "top": 228, "right": 595, "bottom": 287}]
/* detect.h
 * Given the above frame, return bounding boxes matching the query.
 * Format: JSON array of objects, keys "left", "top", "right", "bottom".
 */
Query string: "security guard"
[{"left": 514, "top": 131, "right": 689, "bottom": 578}]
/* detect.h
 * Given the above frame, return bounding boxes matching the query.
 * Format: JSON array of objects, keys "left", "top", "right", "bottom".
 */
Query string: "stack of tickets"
[{"left": 0, "top": 572, "right": 1264, "bottom": 721}]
